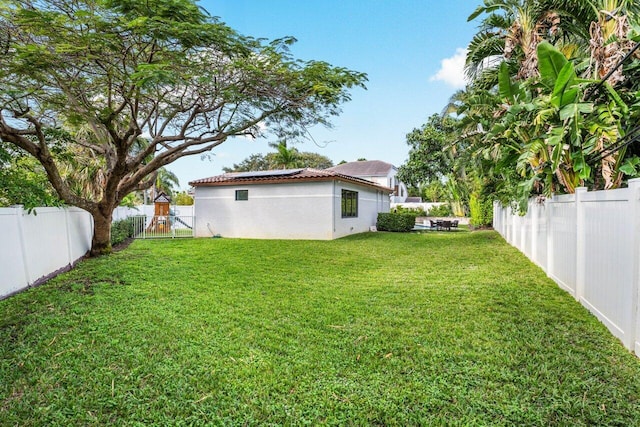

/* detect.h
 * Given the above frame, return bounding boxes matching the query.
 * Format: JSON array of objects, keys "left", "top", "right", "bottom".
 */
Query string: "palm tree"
[
  {"left": 268, "top": 140, "right": 301, "bottom": 169},
  {"left": 152, "top": 167, "right": 179, "bottom": 199},
  {"left": 466, "top": 0, "right": 564, "bottom": 84},
  {"left": 586, "top": 0, "right": 639, "bottom": 85}
]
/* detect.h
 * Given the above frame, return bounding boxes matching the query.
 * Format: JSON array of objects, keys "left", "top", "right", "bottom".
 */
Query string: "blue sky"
[{"left": 168, "top": 1, "right": 479, "bottom": 188}]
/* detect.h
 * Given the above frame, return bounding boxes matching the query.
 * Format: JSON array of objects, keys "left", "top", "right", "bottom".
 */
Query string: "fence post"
[
  {"left": 531, "top": 199, "right": 538, "bottom": 266},
  {"left": 628, "top": 178, "right": 640, "bottom": 355},
  {"left": 64, "top": 208, "right": 73, "bottom": 267},
  {"left": 574, "top": 187, "right": 587, "bottom": 302},
  {"left": 14, "top": 205, "right": 32, "bottom": 287},
  {"left": 546, "top": 195, "right": 554, "bottom": 279}
]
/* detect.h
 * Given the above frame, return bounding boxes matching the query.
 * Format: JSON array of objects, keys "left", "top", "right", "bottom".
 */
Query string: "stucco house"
[
  {"left": 326, "top": 160, "right": 408, "bottom": 203},
  {"left": 189, "top": 168, "right": 392, "bottom": 240}
]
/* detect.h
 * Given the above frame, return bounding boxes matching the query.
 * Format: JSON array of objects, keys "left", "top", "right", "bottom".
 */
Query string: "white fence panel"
[
  {"left": 0, "top": 206, "right": 93, "bottom": 299},
  {"left": 548, "top": 195, "right": 577, "bottom": 295},
  {"left": 634, "top": 182, "right": 640, "bottom": 356},
  {"left": 0, "top": 208, "right": 29, "bottom": 297},
  {"left": 67, "top": 208, "right": 94, "bottom": 261},
  {"left": 504, "top": 206, "right": 513, "bottom": 245},
  {"left": 580, "top": 188, "right": 635, "bottom": 346},
  {"left": 532, "top": 200, "right": 548, "bottom": 269},
  {"left": 494, "top": 178, "right": 640, "bottom": 355},
  {"left": 21, "top": 208, "right": 74, "bottom": 283},
  {"left": 112, "top": 206, "right": 144, "bottom": 221},
  {"left": 520, "top": 206, "right": 534, "bottom": 259}
]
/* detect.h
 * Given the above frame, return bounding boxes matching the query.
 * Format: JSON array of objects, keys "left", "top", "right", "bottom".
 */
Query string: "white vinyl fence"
[
  {"left": 0, "top": 206, "right": 93, "bottom": 299},
  {"left": 0, "top": 204, "right": 195, "bottom": 300},
  {"left": 493, "top": 178, "right": 640, "bottom": 356}
]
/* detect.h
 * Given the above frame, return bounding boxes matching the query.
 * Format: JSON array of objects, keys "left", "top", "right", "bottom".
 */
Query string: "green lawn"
[{"left": 2, "top": 231, "right": 640, "bottom": 425}]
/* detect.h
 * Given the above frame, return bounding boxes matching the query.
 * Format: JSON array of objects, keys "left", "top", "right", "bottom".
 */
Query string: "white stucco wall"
[
  {"left": 359, "top": 172, "right": 407, "bottom": 203},
  {"left": 194, "top": 181, "right": 335, "bottom": 239},
  {"left": 331, "top": 180, "right": 390, "bottom": 239},
  {"left": 194, "top": 180, "right": 389, "bottom": 240}
]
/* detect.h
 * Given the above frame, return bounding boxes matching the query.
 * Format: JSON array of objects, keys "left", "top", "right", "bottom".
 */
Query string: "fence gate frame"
[{"left": 131, "top": 214, "right": 195, "bottom": 239}]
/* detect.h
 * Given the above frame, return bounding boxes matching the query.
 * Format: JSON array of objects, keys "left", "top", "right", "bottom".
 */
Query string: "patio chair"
[{"left": 451, "top": 220, "right": 459, "bottom": 228}]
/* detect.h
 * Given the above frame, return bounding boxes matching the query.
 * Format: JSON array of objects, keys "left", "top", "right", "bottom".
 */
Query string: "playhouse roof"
[
  {"left": 189, "top": 168, "right": 393, "bottom": 193},
  {"left": 154, "top": 192, "right": 171, "bottom": 203}
]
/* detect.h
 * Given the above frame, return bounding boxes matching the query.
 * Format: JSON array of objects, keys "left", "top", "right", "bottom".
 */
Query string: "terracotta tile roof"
[
  {"left": 326, "top": 160, "right": 395, "bottom": 177},
  {"left": 189, "top": 168, "right": 393, "bottom": 192}
]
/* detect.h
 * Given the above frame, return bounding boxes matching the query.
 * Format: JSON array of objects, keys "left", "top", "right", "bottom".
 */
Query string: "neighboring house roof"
[
  {"left": 326, "top": 160, "right": 396, "bottom": 177},
  {"left": 189, "top": 168, "right": 393, "bottom": 192},
  {"left": 405, "top": 197, "right": 423, "bottom": 203}
]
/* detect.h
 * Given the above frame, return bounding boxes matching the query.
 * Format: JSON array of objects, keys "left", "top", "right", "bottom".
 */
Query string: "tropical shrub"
[
  {"left": 427, "top": 204, "right": 453, "bottom": 217},
  {"left": 110, "top": 217, "right": 137, "bottom": 246},
  {"left": 175, "top": 191, "right": 194, "bottom": 205},
  {"left": 391, "top": 206, "right": 426, "bottom": 217},
  {"left": 377, "top": 213, "right": 415, "bottom": 232},
  {"left": 469, "top": 194, "right": 493, "bottom": 228}
]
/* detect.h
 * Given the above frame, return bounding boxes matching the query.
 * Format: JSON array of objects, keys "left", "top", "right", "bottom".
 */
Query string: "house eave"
[{"left": 190, "top": 176, "right": 393, "bottom": 193}]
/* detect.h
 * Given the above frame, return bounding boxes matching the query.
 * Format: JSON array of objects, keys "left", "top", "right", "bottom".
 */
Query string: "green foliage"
[
  {"left": 469, "top": 193, "right": 493, "bottom": 228},
  {"left": 223, "top": 147, "right": 334, "bottom": 172},
  {"left": 2, "top": 235, "right": 640, "bottom": 424},
  {"left": 422, "top": 180, "right": 445, "bottom": 202},
  {"left": 0, "top": 145, "right": 61, "bottom": 210},
  {"left": 154, "top": 168, "right": 180, "bottom": 198},
  {"left": 376, "top": 212, "right": 415, "bottom": 232},
  {"left": 396, "top": 114, "right": 456, "bottom": 187},
  {"left": 110, "top": 217, "right": 136, "bottom": 246},
  {"left": 222, "top": 153, "right": 272, "bottom": 173},
  {"left": 294, "top": 152, "right": 334, "bottom": 169},
  {"left": 391, "top": 205, "right": 426, "bottom": 217},
  {"left": 119, "top": 193, "right": 139, "bottom": 208},
  {"left": 427, "top": 204, "right": 453, "bottom": 217},
  {"left": 174, "top": 191, "right": 194, "bottom": 205},
  {"left": 537, "top": 41, "right": 569, "bottom": 91},
  {"left": 458, "top": 2, "right": 640, "bottom": 213}
]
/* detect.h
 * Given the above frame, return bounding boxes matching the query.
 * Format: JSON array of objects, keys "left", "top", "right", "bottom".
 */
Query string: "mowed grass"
[{"left": 2, "top": 231, "right": 640, "bottom": 425}]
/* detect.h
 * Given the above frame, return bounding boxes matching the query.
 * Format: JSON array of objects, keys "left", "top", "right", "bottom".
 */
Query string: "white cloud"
[{"left": 430, "top": 48, "right": 468, "bottom": 89}]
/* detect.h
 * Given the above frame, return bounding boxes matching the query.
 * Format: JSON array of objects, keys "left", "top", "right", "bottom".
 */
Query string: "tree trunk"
[{"left": 90, "top": 208, "right": 113, "bottom": 256}]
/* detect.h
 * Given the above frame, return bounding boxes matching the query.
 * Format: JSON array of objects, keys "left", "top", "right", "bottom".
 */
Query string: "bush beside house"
[{"left": 377, "top": 213, "right": 415, "bottom": 232}]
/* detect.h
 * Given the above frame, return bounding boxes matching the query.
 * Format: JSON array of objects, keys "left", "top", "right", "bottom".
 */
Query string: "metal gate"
[{"left": 130, "top": 215, "right": 194, "bottom": 239}]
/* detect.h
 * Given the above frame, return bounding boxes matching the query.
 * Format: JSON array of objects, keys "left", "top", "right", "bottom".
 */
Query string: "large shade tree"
[
  {"left": 0, "top": 0, "right": 366, "bottom": 255},
  {"left": 0, "top": 143, "right": 60, "bottom": 208},
  {"left": 396, "top": 114, "right": 456, "bottom": 187}
]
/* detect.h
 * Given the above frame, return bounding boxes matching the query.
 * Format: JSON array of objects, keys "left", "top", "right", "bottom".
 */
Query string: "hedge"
[
  {"left": 110, "top": 217, "right": 137, "bottom": 246},
  {"left": 377, "top": 212, "right": 416, "bottom": 232}
]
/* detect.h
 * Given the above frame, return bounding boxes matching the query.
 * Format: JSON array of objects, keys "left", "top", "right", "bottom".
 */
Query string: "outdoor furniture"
[
  {"left": 441, "top": 220, "right": 452, "bottom": 231},
  {"left": 451, "top": 220, "right": 459, "bottom": 228},
  {"left": 429, "top": 220, "right": 439, "bottom": 229}
]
